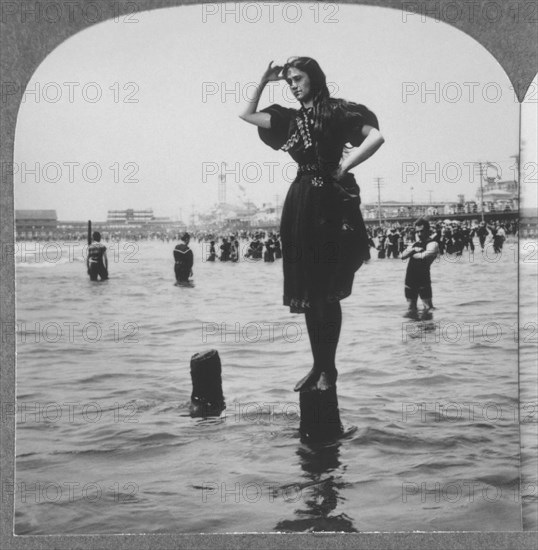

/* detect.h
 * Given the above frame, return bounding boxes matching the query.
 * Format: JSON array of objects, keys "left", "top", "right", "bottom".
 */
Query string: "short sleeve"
[
  {"left": 344, "top": 103, "right": 379, "bottom": 147},
  {"left": 257, "top": 104, "right": 295, "bottom": 150}
]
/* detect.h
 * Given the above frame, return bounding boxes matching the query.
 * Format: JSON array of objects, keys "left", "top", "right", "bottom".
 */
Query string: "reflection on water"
[{"left": 275, "top": 441, "right": 357, "bottom": 532}]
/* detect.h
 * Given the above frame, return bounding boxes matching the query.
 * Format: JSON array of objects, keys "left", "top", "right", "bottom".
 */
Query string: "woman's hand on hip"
[{"left": 333, "top": 163, "right": 348, "bottom": 182}]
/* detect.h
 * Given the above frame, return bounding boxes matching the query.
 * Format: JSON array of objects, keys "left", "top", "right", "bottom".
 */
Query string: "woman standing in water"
[{"left": 239, "top": 57, "right": 384, "bottom": 392}]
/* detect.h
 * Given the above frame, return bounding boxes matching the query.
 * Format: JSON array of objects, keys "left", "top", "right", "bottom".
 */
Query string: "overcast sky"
[{"left": 14, "top": 3, "right": 534, "bottom": 221}]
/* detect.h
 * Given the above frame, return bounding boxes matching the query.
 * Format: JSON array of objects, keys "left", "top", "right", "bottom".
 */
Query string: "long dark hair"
[
  {"left": 282, "top": 56, "right": 376, "bottom": 150},
  {"left": 282, "top": 56, "right": 332, "bottom": 140}
]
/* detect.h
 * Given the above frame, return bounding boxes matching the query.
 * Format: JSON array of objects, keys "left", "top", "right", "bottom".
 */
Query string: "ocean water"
[{"left": 13, "top": 236, "right": 532, "bottom": 534}]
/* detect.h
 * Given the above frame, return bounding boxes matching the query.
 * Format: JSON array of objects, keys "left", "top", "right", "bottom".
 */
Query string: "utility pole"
[
  {"left": 473, "top": 161, "right": 486, "bottom": 222},
  {"left": 510, "top": 153, "right": 520, "bottom": 212},
  {"left": 479, "top": 162, "right": 485, "bottom": 222},
  {"left": 218, "top": 163, "right": 227, "bottom": 205},
  {"left": 375, "top": 177, "right": 383, "bottom": 229},
  {"left": 510, "top": 153, "right": 520, "bottom": 184}
]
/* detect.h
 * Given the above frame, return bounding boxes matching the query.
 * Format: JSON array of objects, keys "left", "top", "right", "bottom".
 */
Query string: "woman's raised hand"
[
  {"left": 239, "top": 62, "right": 281, "bottom": 126},
  {"left": 261, "top": 61, "right": 284, "bottom": 83}
]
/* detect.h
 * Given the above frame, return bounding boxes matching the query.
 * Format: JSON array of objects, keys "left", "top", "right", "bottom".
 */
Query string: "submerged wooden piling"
[
  {"left": 299, "top": 385, "right": 343, "bottom": 441},
  {"left": 189, "top": 349, "right": 225, "bottom": 417}
]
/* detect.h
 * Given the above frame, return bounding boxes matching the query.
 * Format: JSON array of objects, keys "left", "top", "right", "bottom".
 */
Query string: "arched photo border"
[{"left": 1, "top": 1, "right": 536, "bottom": 548}]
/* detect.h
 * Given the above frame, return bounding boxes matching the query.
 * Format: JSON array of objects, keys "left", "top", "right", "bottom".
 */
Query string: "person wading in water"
[{"left": 87, "top": 231, "right": 108, "bottom": 282}]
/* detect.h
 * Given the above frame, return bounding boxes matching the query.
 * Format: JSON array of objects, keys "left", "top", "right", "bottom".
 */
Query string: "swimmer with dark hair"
[
  {"left": 87, "top": 231, "right": 108, "bottom": 281},
  {"left": 174, "top": 232, "right": 194, "bottom": 283},
  {"left": 401, "top": 218, "right": 439, "bottom": 319}
]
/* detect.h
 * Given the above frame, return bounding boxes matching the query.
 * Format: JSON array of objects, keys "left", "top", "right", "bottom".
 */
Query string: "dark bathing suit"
[
  {"left": 258, "top": 100, "right": 379, "bottom": 313},
  {"left": 88, "top": 242, "right": 108, "bottom": 281},
  {"left": 404, "top": 239, "right": 435, "bottom": 300},
  {"left": 174, "top": 243, "right": 193, "bottom": 282}
]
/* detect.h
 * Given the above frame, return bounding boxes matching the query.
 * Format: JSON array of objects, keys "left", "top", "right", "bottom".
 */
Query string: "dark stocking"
[{"left": 294, "top": 298, "right": 342, "bottom": 391}]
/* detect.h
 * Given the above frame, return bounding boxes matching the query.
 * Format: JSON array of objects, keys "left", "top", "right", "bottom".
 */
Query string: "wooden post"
[
  {"left": 189, "top": 350, "right": 225, "bottom": 417},
  {"left": 299, "top": 386, "right": 343, "bottom": 441},
  {"left": 87, "top": 220, "right": 91, "bottom": 245}
]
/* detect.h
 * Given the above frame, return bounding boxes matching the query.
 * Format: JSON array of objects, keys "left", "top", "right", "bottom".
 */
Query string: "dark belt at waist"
[
  {"left": 297, "top": 163, "right": 318, "bottom": 175},
  {"left": 296, "top": 164, "right": 333, "bottom": 187},
  {"left": 297, "top": 163, "right": 335, "bottom": 175}
]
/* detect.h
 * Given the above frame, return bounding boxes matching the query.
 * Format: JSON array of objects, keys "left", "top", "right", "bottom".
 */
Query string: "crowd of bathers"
[
  {"left": 370, "top": 219, "right": 517, "bottom": 259},
  {"left": 17, "top": 219, "right": 519, "bottom": 265},
  {"left": 188, "top": 220, "right": 517, "bottom": 264},
  {"left": 195, "top": 231, "right": 282, "bottom": 263}
]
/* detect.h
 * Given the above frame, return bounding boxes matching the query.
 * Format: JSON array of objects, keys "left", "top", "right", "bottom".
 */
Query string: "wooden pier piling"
[
  {"left": 299, "top": 385, "right": 343, "bottom": 441},
  {"left": 189, "top": 349, "right": 225, "bottom": 417}
]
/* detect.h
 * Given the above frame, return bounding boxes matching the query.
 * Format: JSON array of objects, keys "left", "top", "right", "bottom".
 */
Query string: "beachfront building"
[
  {"left": 15, "top": 210, "right": 57, "bottom": 239},
  {"left": 362, "top": 201, "right": 447, "bottom": 221},
  {"left": 14, "top": 207, "right": 186, "bottom": 240},
  {"left": 249, "top": 202, "right": 280, "bottom": 228},
  {"left": 104, "top": 209, "right": 183, "bottom": 235},
  {"left": 477, "top": 178, "right": 518, "bottom": 212},
  {"left": 198, "top": 201, "right": 260, "bottom": 231},
  {"left": 106, "top": 209, "right": 155, "bottom": 225}
]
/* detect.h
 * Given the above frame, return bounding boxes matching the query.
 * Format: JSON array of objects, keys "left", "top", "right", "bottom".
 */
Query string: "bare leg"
[{"left": 422, "top": 298, "right": 434, "bottom": 310}]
